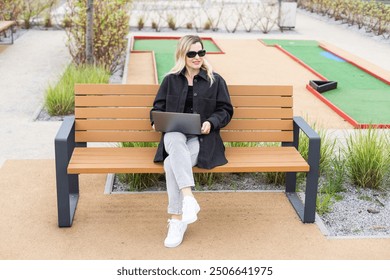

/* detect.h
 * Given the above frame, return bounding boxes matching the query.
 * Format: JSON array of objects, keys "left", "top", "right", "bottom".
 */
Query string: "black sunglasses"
[{"left": 186, "top": 50, "right": 206, "bottom": 58}]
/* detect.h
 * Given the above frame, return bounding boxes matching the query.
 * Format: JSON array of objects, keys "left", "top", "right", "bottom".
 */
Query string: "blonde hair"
[{"left": 167, "top": 35, "right": 215, "bottom": 86}]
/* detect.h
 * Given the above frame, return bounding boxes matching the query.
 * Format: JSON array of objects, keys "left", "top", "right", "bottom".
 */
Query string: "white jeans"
[{"left": 163, "top": 132, "right": 199, "bottom": 215}]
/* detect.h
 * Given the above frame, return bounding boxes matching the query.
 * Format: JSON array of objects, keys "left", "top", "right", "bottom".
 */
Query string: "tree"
[{"left": 86, "top": 0, "right": 94, "bottom": 64}]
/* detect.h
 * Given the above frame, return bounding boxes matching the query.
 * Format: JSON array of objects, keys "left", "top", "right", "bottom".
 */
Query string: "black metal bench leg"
[
  {"left": 56, "top": 171, "right": 79, "bottom": 227},
  {"left": 54, "top": 116, "right": 79, "bottom": 227},
  {"left": 284, "top": 117, "right": 321, "bottom": 223},
  {"left": 55, "top": 141, "right": 79, "bottom": 227},
  {"left": 302, "top": 169, "right": 319, "bottom": 223},
  {"left": 285, "top": 172, "right": 297, "bottom": 192}
]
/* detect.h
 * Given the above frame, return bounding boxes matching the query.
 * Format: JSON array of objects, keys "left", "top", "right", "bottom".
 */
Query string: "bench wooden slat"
[
  {"left": 68, "top": 146, "right": 309, "bottom": 174},
  {"left": 74, "top": 84, "right": 292, "bottom": 96},
  {"left": 75, "top": 84, "right": 159, "bottom": 95},
  {"left": 220, "top": 131, "right": 293, "bottom": 142},
  {"left": 75, "top": 131, "right": 161, "bottom": 142},
  {"left": 75, "top": 131, "right": 293, "bottom": 142},
  {"left": 74, "top": 95, "right": 292, "bottom": 108},
  {"left": 76, "top": 119, "right": 153, "bottom": 130},
  {"left": 75, "top": 107, "right": 150, "bottom": 119},
  {"left": 225, "top": 85, "right": 293, "bottom": 96},
  {"left": 231, "top": 96, "right": 292, "bottom": 107},
  {"left": 233, "top": 108, "right": 293, "bottom": 118},
  {"left": 74, "top": 107, "right": 293, "bottom": 119},
  {"left": 75, "top": 119, "right": 293, "bottom": 131},
  {"left": 225, "top": 119, "right": 293, "bottom": 130},
  {"left": 75, "top": 96, "right": 156, "bottom": 106}
]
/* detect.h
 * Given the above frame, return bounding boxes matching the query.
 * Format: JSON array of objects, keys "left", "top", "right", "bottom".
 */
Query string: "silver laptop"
[{"left": 152, "top": 111, "right": 202, "bottom": 135}]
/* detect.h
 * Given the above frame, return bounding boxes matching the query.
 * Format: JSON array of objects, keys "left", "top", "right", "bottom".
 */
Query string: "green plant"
[
  {"left": 20, "top": 0, "right": 56, "bottom": 29},
  {"left": 137, "top": 16, "right": 144, "bottom": 30},
  {"left": 257, "top": 142, "right": 286, "bottom": 185},
  {"left": 299, "top": 124, "right": 336, "bottom": 175},
  {"left": 117, "top": 173, "right": 161, "bottom": 192},
  {"left": 186, "top": 22, "right": 193, "bottom": 29},
  {"left": 299, "top": 0, "right": 390, "bottom": 40},
  {"left": 65, "top": 0, "right": 131, "bottom": 73},
  {"left": 45, "top": 64, "right": 110, "bottom": 116},
  {"left": 321, "top": 151, "right": 345, "bottom": 194},
  {"left": 167, "top": 14, "right": 176, "bottom": 30},
  {"left": 0, "top": 0, "right": 22, "bottom": 21},
  {"left": 225, "top": 141, "right": 259, "bottom": 148},
  {"left": 194, "top": 173, "right": 221, "bottom": 187},
  {"left": 117, "top": 141, "right": 161, "bottom": 191},
  {"left": 204, "top": 19, "right": 212, "bottom": 30},
  {"left": 151, "top": 21, "right": 158, "bottom": 31},
  {"left": 344, "top": 127, "right": 390, "bottom": 189},
  {"left": 62, "top": 15, "right": 72, "bottom": 28},
  {"left": 43, "top": 12, "right": 52, "bottom": 28},
  {"left": 316, "top": 192, "right": 333, "bottom": 215}
]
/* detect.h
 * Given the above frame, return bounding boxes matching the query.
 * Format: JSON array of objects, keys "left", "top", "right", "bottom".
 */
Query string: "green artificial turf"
[
  {"left": 262, "top": 39, "right": 390, "bottom": 125},
  {"left": 133, "top": 38, "right": 221, "bottom": 84}
]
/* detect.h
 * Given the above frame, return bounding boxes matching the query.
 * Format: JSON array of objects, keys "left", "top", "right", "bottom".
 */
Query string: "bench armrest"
[
  {"left": 55, "top": 116, "right": 76, "bottom": 172},
  {"left": 292, "top": 116, "right": 321, "bottom": 169},
  {"left": 55, "top": 116, "right": 76, "bottom": 149},
  {"left": 293, "top": 116, "right": 320, "bottom": 142}
]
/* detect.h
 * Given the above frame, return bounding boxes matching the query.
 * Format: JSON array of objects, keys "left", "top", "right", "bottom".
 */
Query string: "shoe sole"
[{"left": 164, "top": 241, "right": 182, "bottom": 248}]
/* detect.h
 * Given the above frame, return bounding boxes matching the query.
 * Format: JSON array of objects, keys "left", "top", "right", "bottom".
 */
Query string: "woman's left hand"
[{"left": 201, "top": 121, "right": 211, "bottom": 134}]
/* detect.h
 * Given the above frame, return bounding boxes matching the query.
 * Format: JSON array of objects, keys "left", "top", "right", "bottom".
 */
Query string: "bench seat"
[
  {"left": 0, "top": 21, "right": 16, "bottom": 44},
  {"left": 68, "top": 146, "right": 309, "bottom": 174}
]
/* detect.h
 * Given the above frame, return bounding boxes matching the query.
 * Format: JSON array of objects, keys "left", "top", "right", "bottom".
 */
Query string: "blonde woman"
[{"left": 150, "top": 35, "right": 233, "bottom": 248}]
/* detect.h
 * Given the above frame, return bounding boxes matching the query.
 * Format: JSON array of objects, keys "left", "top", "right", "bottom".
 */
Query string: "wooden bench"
[
  {"left": 0, "top": 21, "right": 16, "bottom": 44},
  {"left": 55, "top": 84, "right": 320, "bottom": 227}
]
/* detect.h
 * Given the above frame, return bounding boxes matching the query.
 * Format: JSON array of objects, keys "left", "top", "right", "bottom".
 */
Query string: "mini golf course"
[
  {"left": 262, "top": 39, "right": 390, "bottom": 128},
  {"left": 132, "top": 37, "right": 389, "bottom": 128},
  {"left": 132, "top": 37, "right": 222, "bottom": 84}
]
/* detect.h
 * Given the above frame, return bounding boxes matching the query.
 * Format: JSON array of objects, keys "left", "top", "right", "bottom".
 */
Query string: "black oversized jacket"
[{"left": 150, "top": 68, "right": 234, "bottom": 169}]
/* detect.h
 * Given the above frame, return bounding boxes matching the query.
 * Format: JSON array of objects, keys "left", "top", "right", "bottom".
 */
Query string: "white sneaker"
[
  {"left": 182, "top": 196, "right": 200, "bottom": 224},
  {"left": 164, "top": 219, "right": 187, "bottom": 248}
]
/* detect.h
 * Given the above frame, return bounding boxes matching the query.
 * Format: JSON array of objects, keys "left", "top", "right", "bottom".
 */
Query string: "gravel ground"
[
  {"left": 320, "top": 184, "right": 390, "bottom": 237},
  {"left": 112, "top": 173, "right": 390, "bottom": 238}
]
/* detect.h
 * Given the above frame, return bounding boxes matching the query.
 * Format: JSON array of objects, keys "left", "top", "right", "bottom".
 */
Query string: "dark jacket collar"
[{"left": 179, "top": 68, "right": 209, "bottom": 81}]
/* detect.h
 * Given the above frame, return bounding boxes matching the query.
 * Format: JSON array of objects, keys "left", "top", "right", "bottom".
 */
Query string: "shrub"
[
  {"left": 20, "top": 0, "right": 56, "bottom": 29},
  {"left": 167, "top": 15, "right": 176, "bottom": 30},
  {"left": 117, "top": 142, "right": 161, "bottom": 191},
  {"left": 204, "top": 19, "right": 212, "bottom": 30},
  {"left": 43, "top": 11, "right": 52, "bottom": 28},
  {"left": 0, "top": 0, "right": 22, "bottom": 21},
  {"left": 316, "top": 192, "right": 333, "bottom": 215},
  {"left": 45, "top": 64, "right": 110, "bottom": 116},
  {"left": 186, "top": 22, "right": 193, "bottom": 29},
  {"left": 344, "top": 127, "right": 390, "bottom": 189},
  {"left": 299, "top": 124, "right": 336, "bottom": 175},
  {"left": 260, "top": 142, "right": 286, "bottom": 185},
  {"left": 262, "top": 123, "right": 336, "bottom": 186},
  {"left": 137, "top": 16, "right": 144, "bottom": 30},
  {"left": 65, "top": 0, "right": 131, "bottom": 73},
  {"left": 321, "top": 151, "right": 346, "bottom": 194},
  {"left": 117, "top": 172, "right": 162, "bottom": 192},
  {"left": 299, "top": 0, "right": 390, "bottom": 40},
  {"left": 194, "top": 173, "right": 221, "bottom": 188},
  {"left": 151, "top": 21, "right": 159, "bottom": 31}
]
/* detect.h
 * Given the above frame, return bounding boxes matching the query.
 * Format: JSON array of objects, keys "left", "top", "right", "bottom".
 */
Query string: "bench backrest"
[{"left": 74, "top": 84, "right": 294, "bottom": 143}]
